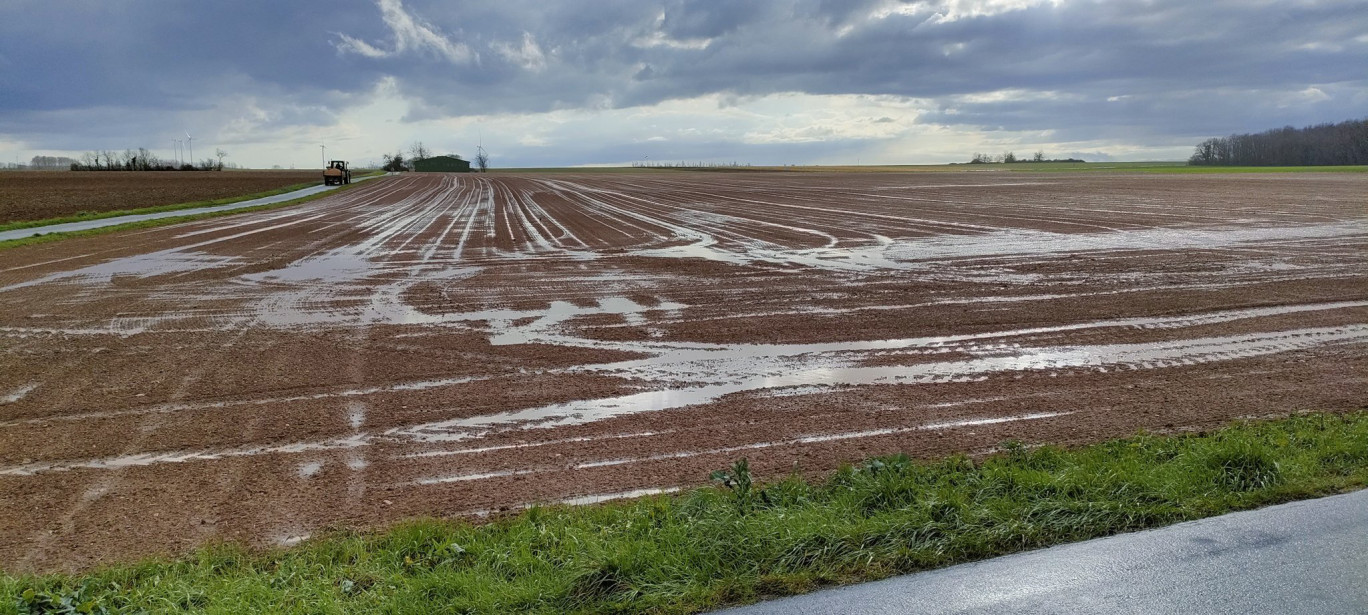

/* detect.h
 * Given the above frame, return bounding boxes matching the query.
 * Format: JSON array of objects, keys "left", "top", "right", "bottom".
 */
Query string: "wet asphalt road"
[{"left": 716, "top": 489, "right": 1368, "bottom": 614}]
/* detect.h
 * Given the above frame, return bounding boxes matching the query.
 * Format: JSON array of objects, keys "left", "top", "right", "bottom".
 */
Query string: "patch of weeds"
[
  {"left": 711, "top": 458, "right": 772, "bottom": 514},
  {"left": 14, "top": 581, "right": 140, "bottom": 615},
  {"left": 1206, "top": 442, "right": 1283, "bottom": 492}
]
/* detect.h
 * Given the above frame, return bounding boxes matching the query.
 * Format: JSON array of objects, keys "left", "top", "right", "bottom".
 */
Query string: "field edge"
[
  {"left": 3, "top": 410, "right": 1366, "bottom": 614},
  {"left": 0, "top": 175, "right": 384, "bottom": 251}
]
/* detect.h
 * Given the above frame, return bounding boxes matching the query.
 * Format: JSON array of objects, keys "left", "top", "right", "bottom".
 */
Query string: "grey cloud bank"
[{"left": 1, "top": 0, "right": 1364, "bottom": 168}]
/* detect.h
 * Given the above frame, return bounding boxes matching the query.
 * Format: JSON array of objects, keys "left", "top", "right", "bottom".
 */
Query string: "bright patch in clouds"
[{"left": 334, "top": 0, "right": 474, "bottom": 64}]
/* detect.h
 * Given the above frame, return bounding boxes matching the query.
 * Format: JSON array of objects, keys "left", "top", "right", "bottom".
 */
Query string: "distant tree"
[
  {"left": 1033, "top": 151, "right": 1045, "bottom": 162},
  {"left": 215, "top": 148, "right": 228, "bottom": 171},
  {"left": 1003, "top": 151, "right": 1017, "bottom": 163},
  {"left": 408, "top": 142, "right": 430, "bottom": 164},
  {"left": 1189, "top": 138, "right": 1220, "bottom": 165},
  {"left": 30, "top": 155, "right": 76, "bottom": 169},
  {"left": 382, "top": 152, "right": 407, "bottom": 172},
  {"left": 475, "top": 146, "right": 489, "bottom": 172}
]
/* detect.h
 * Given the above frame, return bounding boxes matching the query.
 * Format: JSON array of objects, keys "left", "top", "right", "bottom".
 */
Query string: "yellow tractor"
[{"left": 323, "top": 160, "right": 351, "bottom": 185}]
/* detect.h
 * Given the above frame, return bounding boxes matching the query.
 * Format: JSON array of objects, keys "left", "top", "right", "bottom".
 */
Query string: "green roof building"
[{"left": 413, "top": 155, "right": 472, "bottom": 173}]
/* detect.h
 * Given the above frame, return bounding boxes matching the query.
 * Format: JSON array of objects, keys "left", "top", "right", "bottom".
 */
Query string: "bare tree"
[
  {"left": 475, "top": 145, "right": 489, "bottom": 172},
  {"left": 1033, "top": 151, "right": 1045, "bottom": 162},
  {"left": 215, "top": 148, "right": 228, "bottom": 171},
  {"left": 408, "top": 141, "right": 430, "bottom": 164}
]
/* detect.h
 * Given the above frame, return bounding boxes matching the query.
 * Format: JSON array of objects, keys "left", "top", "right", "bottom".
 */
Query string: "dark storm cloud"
[
  {"left": 336, "top": 0, "right": 1362, "bottom": 115},
  {"left": 339, "top": 0, "right": 1368, "bottom": 137},
  {"left": 1, "top": 0, "right": 1365, "bottom": 159}
]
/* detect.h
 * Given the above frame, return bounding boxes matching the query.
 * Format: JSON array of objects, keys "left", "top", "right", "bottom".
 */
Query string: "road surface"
[{"left": 718, "top": 489, "right": 1368, "bottom": 614}]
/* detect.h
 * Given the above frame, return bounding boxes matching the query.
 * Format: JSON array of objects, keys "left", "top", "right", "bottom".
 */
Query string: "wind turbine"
[
  {"left": 320, "top": 144, "right": 326, "bottom": 167},
  {"left": 185, "top": 132, "right": 194, "bottom": 167}
]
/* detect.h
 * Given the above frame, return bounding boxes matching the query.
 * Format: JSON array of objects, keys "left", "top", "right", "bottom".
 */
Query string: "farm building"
[{"left": 413, "top": 155, "right": 472, "bottom": 173}]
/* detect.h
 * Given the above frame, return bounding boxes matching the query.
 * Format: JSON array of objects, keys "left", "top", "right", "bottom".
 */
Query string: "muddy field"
[
  {"left": 0, "top": 170, "right": 1365, "bottom": 572},
  {"left": 0, "top": 170, "right": 321, "bottom": 224}
]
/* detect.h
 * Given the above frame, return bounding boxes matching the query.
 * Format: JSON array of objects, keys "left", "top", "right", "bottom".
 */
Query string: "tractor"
[{"left": 323, "top": 160, "right": 351, "bottom": 185}]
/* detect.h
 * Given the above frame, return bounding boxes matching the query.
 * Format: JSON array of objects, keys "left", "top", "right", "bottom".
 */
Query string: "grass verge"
[
  {"left": 0, "top": 175, "right": 382, "bottom": 251},
  {"left": 5, "top": 412, "right": 1367, "bottom": 614},
  {"left": 0, "top": 183, "right": 320, "bottom": 233}
]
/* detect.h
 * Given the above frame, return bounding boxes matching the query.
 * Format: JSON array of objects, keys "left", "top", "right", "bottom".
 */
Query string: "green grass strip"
[
  {"left": 0, "top": 170, "right": 386, "bottom": 233},
  {"left": 5, "top": 411, "right": 1367, "bottom": 614},
  {"left": 1025, "top": 163, "right": 1368, "bottom": 174},
  {"left": 0, "top": 176, "right": 382, "bottom": 251},
  {"left": 0, "top": 183, "right": 318, "bottom": 233}
]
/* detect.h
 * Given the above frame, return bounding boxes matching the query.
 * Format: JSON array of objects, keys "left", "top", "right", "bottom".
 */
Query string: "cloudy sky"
[{"left": 2, "top": 0, "right": 1365, "bottom": 168}]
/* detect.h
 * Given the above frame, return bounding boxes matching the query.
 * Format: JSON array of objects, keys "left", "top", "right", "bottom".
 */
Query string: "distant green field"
[{"left": 1117, "top": 164, "right": 1368, "bottom": 174}]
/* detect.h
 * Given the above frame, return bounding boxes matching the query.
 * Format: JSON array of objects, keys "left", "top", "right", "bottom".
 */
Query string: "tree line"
[
  {"left": 966, "top": 152, "right": 1084, "bottom": 164},
  {"left": 1188, "top": 118, "right": 1368, "bottom": 166},
  {"left": 68, "top": 148, "right": 232, "bottom": 171},
  {"left": 29, "top": 155, "right": 77, "bottom": 169},
  {"left": 630, "top": 161, "right": 753, "bottom": 168}
]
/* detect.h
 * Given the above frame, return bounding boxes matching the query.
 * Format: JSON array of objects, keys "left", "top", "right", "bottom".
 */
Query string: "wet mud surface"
[{"left": 0, "top": 171, "right": 1365, "bottom": 572}]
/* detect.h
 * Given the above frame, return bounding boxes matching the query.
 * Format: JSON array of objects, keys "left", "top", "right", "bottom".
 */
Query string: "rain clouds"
[{"left": 1, "top": 0, "right": 1365, "bottom": 167}]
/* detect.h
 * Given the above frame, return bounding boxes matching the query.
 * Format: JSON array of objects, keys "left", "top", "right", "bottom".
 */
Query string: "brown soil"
[
  {"left": 0, "top": 170, "right": 321, "bottom": 224},
  {"left": 0, "top": 170, "right": 1364, "bottom": 573}
]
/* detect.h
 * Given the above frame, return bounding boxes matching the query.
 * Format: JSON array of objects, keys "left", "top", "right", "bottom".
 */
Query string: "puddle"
[
  {"left": 0, "top": 375, "right": 499, "bottom": 429},
  {"left": 0, "top": 383, "right": 37, "bottom": 404},
  {"left": 416, "top": 468, "right": 536, "bottom": 485},
  {"left": 346, "top": 401, "right": 367, "bottom": 429},
  {"left": 391, "top": 323, "right": 1368, "bottom": 442},
  {"left": 920, "top": 412, "right": 1072, "bottom": 431},
  {"left": 405, "top": 430, "right": 664, "bottom": 458},
  {"left": 297, "top": 461, "right": 323, "bottom": 478},
  {"left": 486, "top": 297, "right": 688, "bottom": 346},
  {"left": 0, "top": 249, "right": 240, "bottom": 293},
  {"left": 556, "top": 487, "right": 681, "bottom": 506},
  {"left": 244, "top": 248, "right": 376, "bottom": 283},
  {"left": 575, "top": 412, "right": 1073, "bottom": 469},
  {"left": 623, "top": 220, "right": 1368, "bottom": 273},
  {"left": 272, "top": 531, "right": 312, "bottom": 547},
  {"left": 0, "top": 434, "right": 369, "bottom": 476},
  {"left": 4, "top": 314, "right": 1365, "bottom": 476},
  {"left": 412, "top": 412, "right": 1072, "bottom": 485}
]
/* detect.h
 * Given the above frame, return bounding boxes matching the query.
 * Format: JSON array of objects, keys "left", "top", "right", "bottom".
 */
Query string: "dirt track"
[{"left": 0, "top": 170, "right": 1365, "bottom": 572}]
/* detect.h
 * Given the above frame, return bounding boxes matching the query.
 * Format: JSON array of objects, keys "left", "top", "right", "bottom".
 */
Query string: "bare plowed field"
[
  {"left": 0, "top": 170, "right": 321, "bottom": 224},
  {"left": 1, "top": 171, "right": 1365, "bottom": 572}
]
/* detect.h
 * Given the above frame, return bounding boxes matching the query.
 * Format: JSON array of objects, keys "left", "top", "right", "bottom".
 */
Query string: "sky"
[{"left": 1, "top": 0, "right": 1365, "bottom": 169}]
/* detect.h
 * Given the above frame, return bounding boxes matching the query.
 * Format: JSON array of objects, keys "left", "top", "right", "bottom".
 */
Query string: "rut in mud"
[{"left": 0, "top": 171, "right": 1365, "bottom": 572}]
